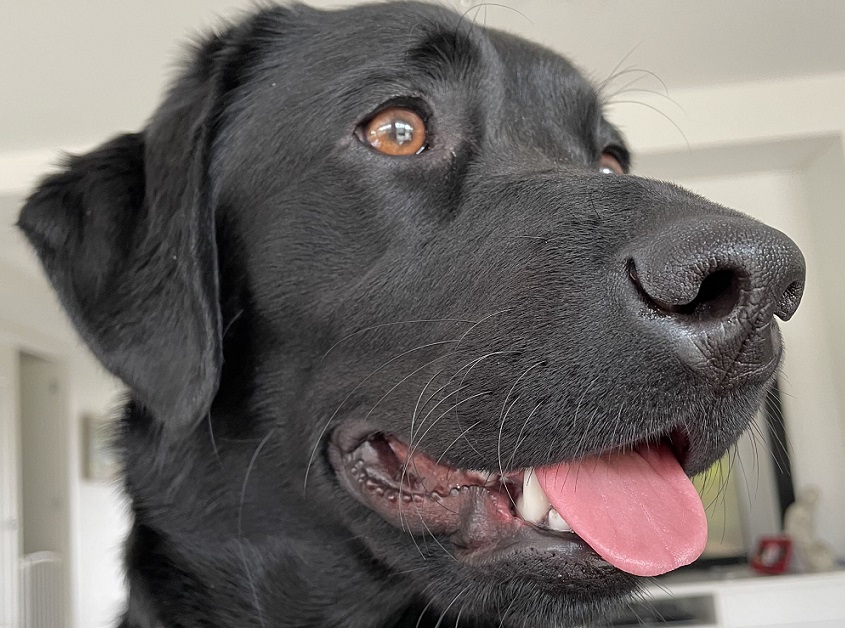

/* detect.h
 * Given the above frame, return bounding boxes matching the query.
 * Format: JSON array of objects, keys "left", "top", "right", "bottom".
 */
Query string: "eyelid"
[
  {"left": 602, "top": 145, "right": 630, "bottom": 173},
  {"left": 361, "top": 96, "right": 432, "bottom": 127}
]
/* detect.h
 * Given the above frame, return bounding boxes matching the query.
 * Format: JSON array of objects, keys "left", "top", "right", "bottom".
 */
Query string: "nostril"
[
  {"left": 628, "top": 260, "right": 742, "bottom": 322},
  {"left": 682, "top": 269, "right": 742, "bottom": 320},
  {"left": 776, "top": 280, "right": 804, "bottom": 321}
]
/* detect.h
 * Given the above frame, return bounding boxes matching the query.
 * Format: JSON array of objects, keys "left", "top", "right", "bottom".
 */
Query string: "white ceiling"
[{"left": 3, "top": 0, "right": 845, "bottom": 151}]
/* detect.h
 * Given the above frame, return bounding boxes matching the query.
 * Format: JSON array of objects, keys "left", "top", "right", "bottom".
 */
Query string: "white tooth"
[
  {"left": 547, "top": 507, "right": 571, "bottom": 532},
  {"left": 516, "top": 468, "right": 551, "bottom": 523}
]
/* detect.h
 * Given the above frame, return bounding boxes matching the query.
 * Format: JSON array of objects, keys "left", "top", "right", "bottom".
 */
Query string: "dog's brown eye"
[
  {"left": 599, "top": 151, "right": 625, "bottom": 175},
  {"left": 363, "top": 107, "right": 427, "bottom": 156}
]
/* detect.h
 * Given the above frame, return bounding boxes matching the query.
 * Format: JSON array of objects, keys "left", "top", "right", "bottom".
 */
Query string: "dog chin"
[{"left": 412, "top": 572, "right": 638, "bottom": 628}]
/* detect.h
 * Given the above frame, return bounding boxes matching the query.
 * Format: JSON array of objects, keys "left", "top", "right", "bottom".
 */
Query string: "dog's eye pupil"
[
  {"left": 599, "top": 151, "right": 624, "bottom": 175},
  {"left": 364, "top": 107, "right": 427, "bottom": 156}
]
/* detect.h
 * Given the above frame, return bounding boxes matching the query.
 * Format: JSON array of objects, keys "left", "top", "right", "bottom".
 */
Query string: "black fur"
[{"left": 18, "top": 2, "right": 804, "bottom": 627}]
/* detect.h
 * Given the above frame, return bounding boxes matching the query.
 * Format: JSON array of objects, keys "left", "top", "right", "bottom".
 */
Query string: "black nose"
[{"left": 628, "top": 215, "right": 805, "bottom": 384}]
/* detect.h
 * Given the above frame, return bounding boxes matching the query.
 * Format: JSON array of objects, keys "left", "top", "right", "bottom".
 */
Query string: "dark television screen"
[{"left": 686, "top": 380, "right": 794, "bottom": 568}]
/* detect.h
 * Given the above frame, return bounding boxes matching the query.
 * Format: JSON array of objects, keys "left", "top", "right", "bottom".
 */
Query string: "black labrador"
[{"left": 18, "top": 2, "right": 805, "bottom": 626}]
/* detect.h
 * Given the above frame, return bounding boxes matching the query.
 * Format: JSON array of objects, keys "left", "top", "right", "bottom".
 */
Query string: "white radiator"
[{"left": 20, "top": 552, "right": 64, "bottom": 628}]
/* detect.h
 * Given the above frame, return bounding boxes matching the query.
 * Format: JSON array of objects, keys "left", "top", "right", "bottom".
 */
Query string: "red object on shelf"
[{"left": 750, "top": 535, "right": 793, "bottom": 574}]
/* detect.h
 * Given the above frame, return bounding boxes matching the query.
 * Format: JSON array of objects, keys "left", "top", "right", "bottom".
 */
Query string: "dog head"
[{"left": 19, "top": 2, "right": 805, "bottom": 626}]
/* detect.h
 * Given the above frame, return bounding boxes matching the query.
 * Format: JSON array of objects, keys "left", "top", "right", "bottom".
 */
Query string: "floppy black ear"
[{"left": 17, "top": 36, "right": 235, "bottom": 431}]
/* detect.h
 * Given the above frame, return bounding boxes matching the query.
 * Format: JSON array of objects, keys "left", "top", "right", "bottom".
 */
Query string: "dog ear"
[{"left": 17, "top": 36, "right": 237, "bottom": 431}]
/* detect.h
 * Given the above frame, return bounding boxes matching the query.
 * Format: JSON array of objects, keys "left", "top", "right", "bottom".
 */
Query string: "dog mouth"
[{"left": 329, "top": 426, "right": 707, "bottom": 585}]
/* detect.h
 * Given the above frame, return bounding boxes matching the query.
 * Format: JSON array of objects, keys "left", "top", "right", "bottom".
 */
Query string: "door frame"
[{"left": 0, "top": 321, "right": 75, "bottom": 628}]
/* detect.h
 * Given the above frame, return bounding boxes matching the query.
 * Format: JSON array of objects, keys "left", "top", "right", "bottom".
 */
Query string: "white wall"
[
  {"left": 19, "top": 354, "right": 69, "bottom": 557},
  {"left": 0, "top": 259, "right": 129, "bottom": 628},
  {"left": 0, "top": 343, "right": 22, "bottom": 627},
  {"left": 802, "top": 140, "right": 845, "bottom": 386},
  {"left": 67, "top": 357, "right": 128, "bottom": 628}
]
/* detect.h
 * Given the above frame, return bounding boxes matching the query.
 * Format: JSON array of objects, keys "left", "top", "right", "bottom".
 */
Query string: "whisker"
[
  {"left": 402, "top": 503, "right": 429, "bottom": 559},
  {"left": 453, "top": 349, "right": 522, "bottom": 454},
  {"left": 433, "top": 585, "right": 471, "bottom": 628},
  {"left": 601, "top": 70, "right": 654, "bottom": 103},
  {"left": 434, "top": 420, "right": 483, "bottom": 467},
  {"left": 361, "top": 353, "right": 456, "bottom": 425},
  {"left": 410, "top": 368, "right": 449, "bottom": 462},
  {"left": 609, "top": 87, "right": 686, "bottom": 114},
  {"left": 415, "top": 587, "right": 441, "bottom": 628},
  {"left": 412, "top": 503, "right": 456, "bottom": 562},
  {"left": 597, "top": 44, "right": 643, "bottom": 93},
  {"left": 455, "top": 308, "right": 514, "bottom": 350},
  {"left": 497, "top": 361, "right": 546, "bottom": 510},
  {"left": 497, "top": 597, "right": 518, "bottom": 628},
  {"left": 238, "top": 429, "right": 276, "bottom": 537},
  {"left": 455, "top": 2, "right": 532, "bottom": 39},
  {"left": 221, "top": 307, "right": 245, "bottom": 340},
  {"left": 207, "top": 411, "right": 221, "bottom": 466},
  {"left": 389, "top": 565, "right": 432, "bottom": 577},
  {"left": 605, "top": 99, "right": 690, "bottom": 149},
  {"left": 237, "top": 429, "right": 276, "bottom": 628},
  {"left": 600, "top": 65, "right": 669, "bottom": 98},
  {"left": 403, "top": 391, "right": 492, "bottom": 484},
  {"left": 497, "top": 396, "right": 520, "bottom": 477},
  {"left": 319, "top": 318, "right": 476, "bottom": 363},
  {"left": 505, "top": 402, "right": 542, "bottom": 471},
  {"left": 453, "top": 601, "right": 467, "bottom": 628}
]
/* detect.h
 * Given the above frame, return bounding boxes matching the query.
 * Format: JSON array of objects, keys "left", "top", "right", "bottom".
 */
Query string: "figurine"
[{"left": 784, "top": 485, "right": 836, "bottom": 572}]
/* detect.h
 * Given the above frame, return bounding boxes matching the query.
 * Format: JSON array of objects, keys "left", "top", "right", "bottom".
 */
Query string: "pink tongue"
[{"left": 535, "top": 443, "right": 707, "bottom": 577}]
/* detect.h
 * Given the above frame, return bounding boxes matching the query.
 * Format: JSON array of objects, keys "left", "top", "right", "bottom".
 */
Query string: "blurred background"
[{"left": 1, "top": 1, "right": 844, "bottom": 627}]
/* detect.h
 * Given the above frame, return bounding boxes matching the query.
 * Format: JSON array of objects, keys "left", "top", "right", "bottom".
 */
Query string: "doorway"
[{"left": 0, "top": 342, "right": 71, "bottom": 628}]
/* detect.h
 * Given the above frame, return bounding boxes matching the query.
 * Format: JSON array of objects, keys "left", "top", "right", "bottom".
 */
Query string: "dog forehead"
[
  {"left": 226, "top": 1, "right": 597, "bottom": 115},
  {"left": 491, "top": 30, "right": 600, "bottom": 110},
  {"left": 210, "top": 1, "right": 613, "bottom": 196}
]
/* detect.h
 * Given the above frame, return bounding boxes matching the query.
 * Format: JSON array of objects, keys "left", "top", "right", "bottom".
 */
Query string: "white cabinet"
[
  {"left": 716, "top": 572, "right": 845, "bottom": 627},
  {"left": 625, "top": 569, "right": 845, "bottom": 628}
]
